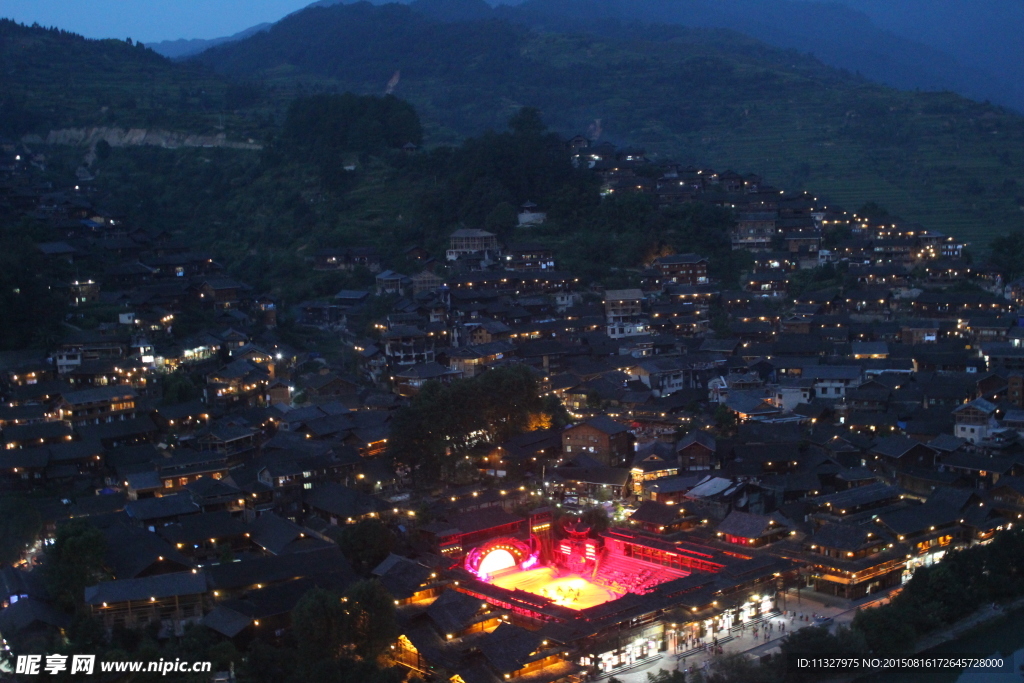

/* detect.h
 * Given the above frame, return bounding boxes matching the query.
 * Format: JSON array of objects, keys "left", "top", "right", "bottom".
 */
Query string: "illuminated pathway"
[
  {"left": 488, "top": 566, "right": 619, "bottom": 610},
  {"left": 603, "top": 592, "right": 860, "bottom": 682}
]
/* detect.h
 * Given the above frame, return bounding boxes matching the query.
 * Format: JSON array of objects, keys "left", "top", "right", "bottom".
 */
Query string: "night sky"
[{"left": 0, "top": 0, "right": 313, "bottom": 43}]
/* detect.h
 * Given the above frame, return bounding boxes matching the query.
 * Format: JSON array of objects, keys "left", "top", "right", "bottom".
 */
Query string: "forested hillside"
[
  {"left": 4, "top": 10, "right": 1024, "bottom": 250},
  {"left": 80, "top": 100, "right": 742, "bottom": 304},
  {"left": 317, "top": 0, "right": 1024, "bottom": 114},
  {"left": 500, "top": 0, "right": 1002, "bottom": 109},
  {"left": 192, "top": 1, "right": 1024, "bottom": 246},
  {"left": 0, "top": 20, "right": 268, "bottom": 139}
]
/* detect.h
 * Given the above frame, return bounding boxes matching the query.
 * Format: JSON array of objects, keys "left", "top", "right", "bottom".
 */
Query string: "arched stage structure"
[{"left": 464, "top": 537, "right": 537, "bottom": 580}]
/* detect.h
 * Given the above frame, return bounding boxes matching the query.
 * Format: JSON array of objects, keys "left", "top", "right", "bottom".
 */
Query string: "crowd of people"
[{"left": 597, "top": 567, "right": 660, "bottom": 595}]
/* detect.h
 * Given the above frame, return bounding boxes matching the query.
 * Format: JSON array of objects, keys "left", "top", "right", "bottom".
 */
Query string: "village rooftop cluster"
[{"left": 1, "top": 134, "right": 1022, "bottom": 682}]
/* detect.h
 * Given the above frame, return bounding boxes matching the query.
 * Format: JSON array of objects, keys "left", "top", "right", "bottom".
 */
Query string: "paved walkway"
[{"left": 608, "top": 589, "right": 897, "bottom": 683}]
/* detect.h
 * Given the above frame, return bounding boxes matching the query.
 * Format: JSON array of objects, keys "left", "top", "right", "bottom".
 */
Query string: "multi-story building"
[
  {"left": 604, "top": 288, "right": 648, "bottom": 340},
  {"left": 653, "top": 253, "right": 708, "bottom": 285},
  {"left": 56, "top": 386, "right": 137, "bottom": 425},
  {"left": 732, "top": 212, "right": 777, "bottom": 251},
  {"left": 952, "top": 398, "right": 999, "bottom": 444},
  {"left": 604, "top": 290, "right": 643, "bottom": 323},
  {"left": 504, "top": 243, "right": 556, "bottom": 271},
  {"left": 382, "top": 325, "right": 436, "bottom": 367},
  {"left": 446, "top": 229, "right": 499, "bottom": 261},
  {"left": 562, "top": 416, "right": 635, "bottom": 467}
]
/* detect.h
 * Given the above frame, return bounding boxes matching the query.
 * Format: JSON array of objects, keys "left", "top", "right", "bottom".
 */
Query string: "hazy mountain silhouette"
[
  {"left": 818, "top": 0, "right": 1024, "bottom": 111},
  {"left": 165, "top": 0, "right": 1024, "bottom": 111},
  {"left": 497, "top": 0, "right": 1023, "bottom": 112},
  {"left": 149, "top": 22, "right": 272, "bottom": 59}
]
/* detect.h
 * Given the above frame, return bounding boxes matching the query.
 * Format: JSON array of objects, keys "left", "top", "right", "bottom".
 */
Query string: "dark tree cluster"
[
  {"left": 326, "top": 518, "right": 396, "bottom": 576},
  {"left": 399, "top": 108, "right": 745, "bottom": 287},
  {"left": 409, "top": 107, "right": 599, "bottom": 247},
  {"left": 0, "top": 496, "right": 42, "bottom": 566},
  {"left": 278, "top": 93, "right": 423, "bottom": 190},
  {"left": 263, "top": 582, "right": 401, "bottom": 683},
  {"left": 43, "top": 521, "right": 108, "bottom": 612},
  {"left": 989, "top": 230, "right": 1024, "bottom": 281},
  {"left": 0, "top": 220, "right": 70, "bottom": 350},
  {"left": 387, "top": 364, "right": 552, "bottom": 482}
]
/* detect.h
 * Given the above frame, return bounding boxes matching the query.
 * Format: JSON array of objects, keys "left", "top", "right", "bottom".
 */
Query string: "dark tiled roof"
[
  {"left": 305, "top": 483, "right": 388, "bottom": 519},
  {"left": 157, "top": 511, "right": 248, "bottom": 546},
  {"left": 60, "top": 385, "right": 136, "bottom": 405},
  {"left": 0, "top": 448, "right": 50, "bottom": 469},
  {"left": 154, "top": 400, "right": 208, "bottom": 421},
  {"left": 809, "top": 523, "right": 887, "bottom": 551},
  {"left": 426, "top": 589, "right": 484, "bottom": 635},
  {"left": 678, "top": 429, "right": 716, "bottom": 452},
  {"left": 204, "top": 547, "right": 353, "bottom": 590},
  {"left": 928, "top": 434, "right": 967, "bottom": 453},
  {"left": 84, "top": 570, "right": 207, "bottom": 605},
  {"left": 811, "top": 482, "right": 901, "bottom": 510},
  {"left": 551, "top": 466, "right": 630, "bottom": 487},
  {"left": 125, "top": 493, "right": 199, "bottom": 522},
  {"left": 47, "top": 438, "right": 104, "bottom": 463},
  {"left": 103, "top": 524, "right": 194, "bottom": 579},
  {"left": 71, "top": 492, "right": 126, "bottom": 517},
  {"left": 871, "top": 436, "right": 935, "bottom": 459},
  {"left": 715, "top": 510, "right": 788, "bottom": 539},
  {"left": 2, "top": 421, "right": 73, "bottom": 443},
  {"left": 478, "top": 622, "right": 545, "bottom": 673},
  {"left": 630, "top": 500, "right": 683, "bottom": 526},
  {"left": 0, "top": 598, "right": 71, "bottom": 632},
  {"left": 248, "top": 513, "right": 310, "bottom": 555},
  {"left": 570, "top": 415, "right": 629, "bottom": 436},
  {"left": 876, "top": 503, "right": 961, "bottom": 536},
  {"left": 373, "top": 555, "right": 434, "bottom": 600},
  {"left": 444, "top": 507, "right": 524, "bottom": 536},
  {"left": 202, "top": 604, "right": 251, "bottom": 637},
  {"left": 76, "top": 415, "right": 157, "bottom": 441}
]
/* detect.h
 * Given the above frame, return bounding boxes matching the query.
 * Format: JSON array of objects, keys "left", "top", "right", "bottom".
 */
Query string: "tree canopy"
[
  {"left": 327, "top": 518, "right": 396, "bottom": 576},
  {"left": 290, "top": 580, "right": 398, "bottom": 665},
  {"left": 989, "top": 230, "right": 1024, "bottom": 281},
  {"left": 387, "top": 364, "right": 548, "bottom": 482},
  {"left": 44, "top": 520, "right": 108, "bottom": 611},
  {"left": 292, "top": 587, "right": 349, "bottom": 661},
  {"left": 0, "top": 496, "right": 42, "bottom": 566},
  {"left": 283, "top": 93, "right": 422, "bottom": 154}
]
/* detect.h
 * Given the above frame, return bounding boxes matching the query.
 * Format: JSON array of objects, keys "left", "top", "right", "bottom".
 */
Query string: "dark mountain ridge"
[
  {"left": 498, "top": 0, "right": 1008, "bottom": 110},
  {"left": 292, "top": 0, "right": 1024, "bottom": 113},
  {"left": 192, "top": 0, "right": 1024, "bottom": 245}
]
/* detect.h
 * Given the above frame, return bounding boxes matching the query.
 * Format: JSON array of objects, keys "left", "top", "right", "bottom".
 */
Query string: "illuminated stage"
[
  {"left": 489, "top": 566, "right": 620, "bottom": 610},
  {"left": 466, "top": 526, "right": 693, "bottom": 611}
]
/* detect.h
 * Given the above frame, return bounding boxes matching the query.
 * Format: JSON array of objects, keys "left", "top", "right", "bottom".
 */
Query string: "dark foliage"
[
  {"left": 989, "top": 230, "right": 1024, "bottom": 281},
  {"left": 192, "top": 1, "right": 1024, "bottom": 247},
  {"left": 281, "top": 93, "right": 422, "bottom": 190},
  {"left": 326, "top": 518, "right": 396, "bottom": 576},
  {"left": 0, "top": 496, "right": 42, "bottom": 566},
  {"left": 0, "top": 220, "right": 69, "bottom": 350},
  {"left": 388, "top": 364, "right": 545, "bottom": 482},
  {"left": 0, "top": 19, "right": 260, "bottom": 136},
  {"left": 43, "top": 520, "right": 107, "bottom": 612}
]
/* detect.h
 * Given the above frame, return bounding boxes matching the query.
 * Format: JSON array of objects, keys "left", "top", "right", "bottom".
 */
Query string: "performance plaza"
[{"left": 389, "top": 506, "right": 800, "bottom": 682}]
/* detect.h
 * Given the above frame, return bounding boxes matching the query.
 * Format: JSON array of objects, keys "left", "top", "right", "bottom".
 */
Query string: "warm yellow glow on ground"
[{"left": 488, "top": 566, "right": 619, "bottom": 610}]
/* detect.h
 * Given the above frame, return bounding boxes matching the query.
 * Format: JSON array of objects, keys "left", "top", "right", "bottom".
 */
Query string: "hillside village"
[{"left": 4, "top": 129, "right": 1024, "bottom": 681}]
